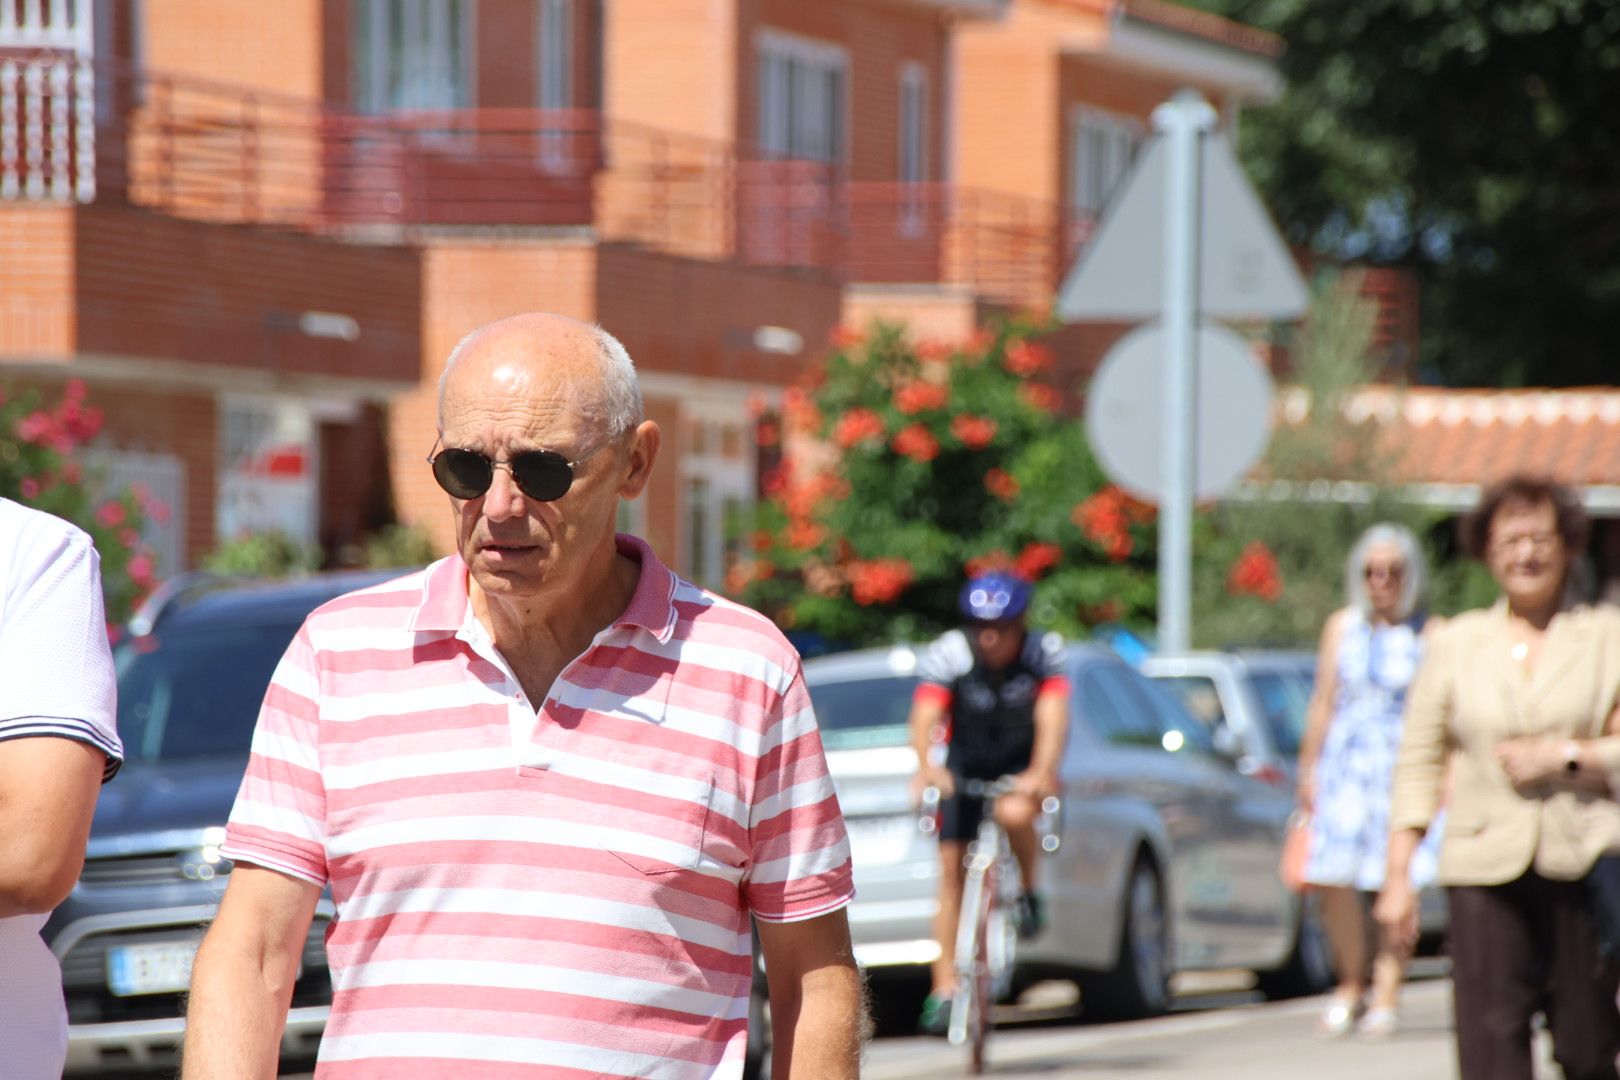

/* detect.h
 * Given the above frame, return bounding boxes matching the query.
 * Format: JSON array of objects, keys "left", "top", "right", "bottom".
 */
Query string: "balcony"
[{"left": 0, "top": 52, "right": 1076, "bottom": 308}]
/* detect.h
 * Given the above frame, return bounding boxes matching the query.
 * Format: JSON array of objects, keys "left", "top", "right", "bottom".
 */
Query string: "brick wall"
[
  {"left": 952, "top": 1, "right": 1075, "bottom": 201},
  {"left": 70, "top": 205, "right": 419, "bottom": 384},
  {"left": 141, "top": 0, "right": 325, "bottom": 102},
  {"left": 605, "top": 0, "right": 738, "bottom": 141},
  {"left": 0, "top": 206, "right": 76, "bottom": 358}
]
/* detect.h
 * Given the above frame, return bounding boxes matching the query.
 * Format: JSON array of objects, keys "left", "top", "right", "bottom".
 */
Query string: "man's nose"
[{"left": 480, "top": 465, "right": 529, "bottom": 520}]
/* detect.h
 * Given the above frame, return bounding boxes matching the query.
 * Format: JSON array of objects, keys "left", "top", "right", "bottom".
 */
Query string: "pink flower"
[
  {"left": 127, "top": 554, "right": 155, "bottom": 587},
  {"left": 64, "top": 378, "right": 88, "bottom": 401},
  {"left": 119, "top": 528, "right": 141, "bottom": 550},
  {"left": 95, "top": 501, "right": 127, "bottom": 528},
  {"left": 18, "top": 477, "right": 39, "bottom": 499}
]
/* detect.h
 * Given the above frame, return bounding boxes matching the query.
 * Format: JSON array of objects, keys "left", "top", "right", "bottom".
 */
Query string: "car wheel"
[
  {"left": 1080, "top": 855, "right": 1169, "bottom": 1020},
  {"left": 1257, "top": 900, "right": 1336, "bottom": 1000}
]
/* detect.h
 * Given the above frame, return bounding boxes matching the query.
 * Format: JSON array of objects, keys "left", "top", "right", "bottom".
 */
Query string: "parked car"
[
  {"left": 49, "top": 570, "right": 774, "bottom": 1077},
  {"left": 806, "top": 641, "right": 1335, "bottom": 1021},
  {"left": 1138, "top": 650, "right": 1317, "bottom": 786},
  {"left": 1141, "top": 650, "right": 1446, "bottom": 945}
]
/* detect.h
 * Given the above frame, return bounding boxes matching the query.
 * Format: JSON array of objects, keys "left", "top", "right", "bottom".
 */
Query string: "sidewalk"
[{"left": 863, "top": 977, "right": 1559, "bottom": 1080}]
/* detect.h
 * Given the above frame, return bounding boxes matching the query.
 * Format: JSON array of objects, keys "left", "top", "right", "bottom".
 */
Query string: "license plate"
[
  {"left": 107, "top": 941, "right": 199, "bottom": 996},
  {"left": 846, "top": 815, "right": 915, "bottom": 868}
]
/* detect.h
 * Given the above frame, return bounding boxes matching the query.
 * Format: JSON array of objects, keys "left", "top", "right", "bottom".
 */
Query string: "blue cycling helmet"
[{"left": 958, "top": 572, "right": 1031, "bottom": 622}]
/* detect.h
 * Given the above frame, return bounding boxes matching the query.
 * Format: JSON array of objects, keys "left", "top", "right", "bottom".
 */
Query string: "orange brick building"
[{"left": 0, "top": 0, "right": 1286, "bottom": 583}]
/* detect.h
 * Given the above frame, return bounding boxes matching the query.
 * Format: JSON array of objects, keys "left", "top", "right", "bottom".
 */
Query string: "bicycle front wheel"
[{"left": 948, "top": 861, "right": 999, "bottom": 1073}]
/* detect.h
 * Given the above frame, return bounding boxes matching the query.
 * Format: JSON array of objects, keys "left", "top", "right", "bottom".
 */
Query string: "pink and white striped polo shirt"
[{"left": 222, "top": 535, "right": 853, "bottom": 1079}]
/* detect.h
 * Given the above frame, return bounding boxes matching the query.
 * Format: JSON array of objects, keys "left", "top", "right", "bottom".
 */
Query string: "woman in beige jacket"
[{"left": 1378, "top": 476, "right": 1620, "bottom": 1080}]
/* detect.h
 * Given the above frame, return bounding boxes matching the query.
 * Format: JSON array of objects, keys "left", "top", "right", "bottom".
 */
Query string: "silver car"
[
  {"left": 806, "top": 642, "right": 1334, "bottom": 1020},
  {"left": 1142, "top": 649, "right": 1446, "bottom": 943}
]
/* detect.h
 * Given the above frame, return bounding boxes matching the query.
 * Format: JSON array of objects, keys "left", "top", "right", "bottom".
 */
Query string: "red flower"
[
  {"left": 984, "top": 468, "right": 1020, "bottom": 501},
  {"left": 1015, "top": 542, "right": 1062, "bottom": 580},
  {"left": 1018, "top": 383, "right": 1062, "bottom": 413},
  {"left": 754, "top": 419, "right": 780, "bottom": 448},
  {"left": 965, "top": 329, "right": 996, "bottom": 355},
  {"left": 127, "top": 554, "right": 155, "bottom": 588},
  {"left": 1073, "top": 487, "right": 1133, "bottom": 561},
  {"left": 64, "top": 378, "right": 88, "bottom": 401},
  {"left": 782, "top": 387, "right": 823, "bottom": 434},
  {"left": 1228, "top": 541, "right": 1283, "bottom": 602},
  {"left": 1005, "top": 341, "right": 1055, "bottom": 377},
  {"left": 786, "top": 520, "right": 827, "bottom": 551},
  {"left": 834, "top": 408, "right": 886, "bottom": 448},
  {"left": 916, "top": 339, "right": 954, "bottom": 364},
  {"left": 95, "top": 501, "right": 127, "bottom": 528},
  {"left": 892, "top": 424, "right": 941, "bottom": 462},
  {"left": 16, "top": 410, "right": 57, "bottom": 446},
  {"left": 848, "top": 559, "right": 915, "bottom": 605},
  {"left": 751, "top": 530, "right": 774, "bottom": 552},
  {"left": 725, "top": 559, "right": 774, "bottom": 595},
  {"left": 830, "top": 325, "right": 866, "bottom": 349},
  {"left": 894, "top": 381, "right": 949, "bottom": 415},
  {"left": 950, "top": 414, "right": 998, "bottom": 450}
]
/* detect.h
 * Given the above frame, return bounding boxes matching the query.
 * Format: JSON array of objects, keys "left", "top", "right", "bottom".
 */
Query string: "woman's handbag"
[{"left": 1280, "top": 811, "right": 1311, "bottom": 894}]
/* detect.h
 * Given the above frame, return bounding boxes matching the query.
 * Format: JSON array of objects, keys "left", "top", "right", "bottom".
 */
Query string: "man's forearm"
[
  {"left": 772, "top": 963, "right": 866, "bottom": 1080},
  {"left": 182, "top": 933, "right": 295, "bottom": 1079}
]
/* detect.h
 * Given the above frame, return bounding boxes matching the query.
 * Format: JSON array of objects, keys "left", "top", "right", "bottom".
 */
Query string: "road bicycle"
[{"left": 921, "top": 777, "right": 1062, "bottom": 1074}]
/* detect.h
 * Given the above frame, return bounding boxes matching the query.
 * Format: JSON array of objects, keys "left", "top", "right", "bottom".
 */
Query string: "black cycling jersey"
[{"left": 916, "top": 627, "right": 1065, "bottom": 780}]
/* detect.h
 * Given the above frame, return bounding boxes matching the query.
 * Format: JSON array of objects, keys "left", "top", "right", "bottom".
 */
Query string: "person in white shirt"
[{"left": 0, "top": 498, "right": 123, "bottom": 1080}]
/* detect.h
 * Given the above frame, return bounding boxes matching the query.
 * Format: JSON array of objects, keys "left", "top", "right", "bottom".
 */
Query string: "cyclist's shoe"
[
  {"left": 1016, "top": 891, "right": 1047, "bottom": 940},
  {"left": 917, "top": 993, "right": 951, "bottom": 1037}
]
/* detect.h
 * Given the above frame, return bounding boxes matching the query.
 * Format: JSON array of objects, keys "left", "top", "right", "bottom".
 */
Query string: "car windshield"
[
  {"left": 113, "top": 621, "right": 301, "bottom": 763},
  {"left": 1249, "top": 669, "right": 1312, "bottom": 758},
  {"left": 807, "top": 674, "right": 919, "bottom": 752}
]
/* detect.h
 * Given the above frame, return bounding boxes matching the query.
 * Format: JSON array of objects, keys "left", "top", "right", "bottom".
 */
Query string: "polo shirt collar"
[{"left": 408, "top": 535, "right": 679, "bottom": 643}]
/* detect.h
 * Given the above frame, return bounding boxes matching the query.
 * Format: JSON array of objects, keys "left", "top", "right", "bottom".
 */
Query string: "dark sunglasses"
[
  {"left": 1363, "top": 563, "right": 1405, "bottom": 581},
  {"left": 427, "top": 440, "right": 609, "bottom": 502}
]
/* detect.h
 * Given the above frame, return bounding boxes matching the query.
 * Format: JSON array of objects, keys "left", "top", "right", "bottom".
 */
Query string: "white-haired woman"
[{"left": 1296, "top": 523, "right": 1443, "bottom": 1038}]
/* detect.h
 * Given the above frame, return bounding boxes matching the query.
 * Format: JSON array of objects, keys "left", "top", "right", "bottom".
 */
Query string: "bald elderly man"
[{"left": 184, "top": 315, "right": 862, "bottom": 1079}]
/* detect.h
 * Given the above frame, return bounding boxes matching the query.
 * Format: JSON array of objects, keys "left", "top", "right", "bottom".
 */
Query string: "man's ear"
[{"left": 618, "top": 420, "right": 661, "bottom": 500}]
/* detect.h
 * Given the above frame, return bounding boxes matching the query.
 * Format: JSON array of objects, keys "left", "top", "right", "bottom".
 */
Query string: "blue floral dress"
[{"left": 1304, "top": 610, "right": 1443, "bottom": 891}]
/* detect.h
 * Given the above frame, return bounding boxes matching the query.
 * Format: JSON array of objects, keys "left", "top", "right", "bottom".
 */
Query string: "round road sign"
[{"left": 1083, "top": 320, "right": 1275, "bottom": 504}]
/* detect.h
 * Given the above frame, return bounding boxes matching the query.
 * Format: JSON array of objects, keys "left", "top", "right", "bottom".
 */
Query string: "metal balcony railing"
[{"left": 0, "top": 51, "right": 1075, "bottom": 306}]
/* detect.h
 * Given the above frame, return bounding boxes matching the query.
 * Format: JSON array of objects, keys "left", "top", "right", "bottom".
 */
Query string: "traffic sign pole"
[{"left": 1155, "top": 91, "right": 1217, "bottom": 654}]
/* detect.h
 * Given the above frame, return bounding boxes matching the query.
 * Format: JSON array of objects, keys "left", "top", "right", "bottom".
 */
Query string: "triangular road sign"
[{"left": 1055, "top": 131, "right": 1309, "bottom": 322}]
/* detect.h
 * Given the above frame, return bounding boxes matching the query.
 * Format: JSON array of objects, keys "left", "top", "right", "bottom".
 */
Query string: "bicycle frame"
[{"left": 922, "top": 777, "right": 1060, "bottom": 1074}]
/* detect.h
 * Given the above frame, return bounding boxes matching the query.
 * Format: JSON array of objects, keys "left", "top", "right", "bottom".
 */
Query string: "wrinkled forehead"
[{"left": 439, "top": 333, "right": 610, "bottom": 437}]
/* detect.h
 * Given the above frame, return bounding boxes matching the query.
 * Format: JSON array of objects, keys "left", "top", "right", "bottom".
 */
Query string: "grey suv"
[{"left": 48, "top": 571, "right": 398, "bottom": 1074}]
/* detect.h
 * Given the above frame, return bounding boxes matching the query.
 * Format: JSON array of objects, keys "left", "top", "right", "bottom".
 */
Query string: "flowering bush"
[
  {"left": 0, "top": 380, "right": 164, "bottom": 625},
  {"left": 734, "top": 320, "right": 1158, "bottom": 646}
]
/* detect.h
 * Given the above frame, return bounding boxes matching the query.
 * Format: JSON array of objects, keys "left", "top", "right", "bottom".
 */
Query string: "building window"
[
  {"left": 898, "top": 62, "right": 928, "bottom": 233},
  {"left": 354, "top": 0, "right": 472, "bottom": 113},
  {"left": 1067, "top": 107, "right": 1141, "bottom": 218},
  {"left": 218, "top": 398, "right": 318, "bottom": 546},
  {"left": 681, "top": 414, "right": 753, "bottom": 588},
  {"left": 898, "top": 63, "right": 927, "bottom": 184},
  {"left": 756, "top": 31, "right": 847, "bottom": 163},
  {"left": 537, "top": 0, "right": 574, "bottom": 168}
]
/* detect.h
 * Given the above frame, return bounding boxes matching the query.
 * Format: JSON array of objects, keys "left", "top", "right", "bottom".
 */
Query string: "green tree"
[
  {"left": 1191, "top": 274, "right": 1497, "bottom": 648},
  {"left": 0, "top": 380, "right": 162, "bottom": 624},
  {"left": 1185, "top": 0, "right": 1620, "bottom": 386},
  {"left": 735, "top": 322, "right": 1158, "bottom": 647}
]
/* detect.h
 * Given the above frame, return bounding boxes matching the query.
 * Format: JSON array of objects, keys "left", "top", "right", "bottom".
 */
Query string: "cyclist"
[{"left": 907, "top": 570, "right": 1071, "bottom": 1036}]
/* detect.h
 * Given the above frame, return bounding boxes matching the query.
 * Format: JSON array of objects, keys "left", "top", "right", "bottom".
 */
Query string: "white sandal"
[
  {"left": 1316, "top": 995, "right": 1360, "bottom": 1037},
  {"left": 1357, "top": 1007, "right": 1399, "bottom": 1039}
]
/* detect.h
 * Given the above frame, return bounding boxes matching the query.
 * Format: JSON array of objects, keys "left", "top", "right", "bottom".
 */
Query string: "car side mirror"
[{"left": 1211, "top": 722, "right": 1244, "bottom": 762}]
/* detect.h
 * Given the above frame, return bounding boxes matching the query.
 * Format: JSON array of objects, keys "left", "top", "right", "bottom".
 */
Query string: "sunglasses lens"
[
  {"left": 432, "top": 448, "right": 493, "bottom": 499},
  {"left": 510, "top": 451, "right": 573, "bottom": 502}
]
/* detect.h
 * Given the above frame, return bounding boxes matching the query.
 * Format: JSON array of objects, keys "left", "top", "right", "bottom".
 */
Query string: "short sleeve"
[
  {"left": 0, "top": 509, "right": 122, "bottom": 780},
  {"left": 221, "top": 625, "right": 330, "bottom": 887},
  {"left": 1025, "top": 629, "right": 1070, "bottom": 697},
  {"left": 742, "top": 662, "right": 854, "bottom": 923},
  {"left": 917, "top": 629, "right": 972, "bottom": 689}
]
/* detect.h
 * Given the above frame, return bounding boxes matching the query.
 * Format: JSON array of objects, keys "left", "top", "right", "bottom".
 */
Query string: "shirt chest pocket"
[{"left": 590, "top": 752, "right": 716, "bottom": 875}]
